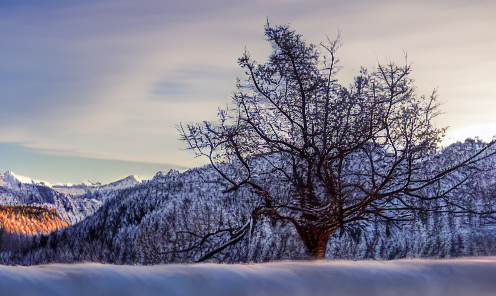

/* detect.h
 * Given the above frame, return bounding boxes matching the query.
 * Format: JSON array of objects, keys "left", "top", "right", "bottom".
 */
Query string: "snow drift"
[{"left": 1, "top": 258, "right": 496, "bottom": 296}]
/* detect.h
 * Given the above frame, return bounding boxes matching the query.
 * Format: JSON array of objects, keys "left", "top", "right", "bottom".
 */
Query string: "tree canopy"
[{"left": 179, "top": 23, "right": 496, "bottom": 259}]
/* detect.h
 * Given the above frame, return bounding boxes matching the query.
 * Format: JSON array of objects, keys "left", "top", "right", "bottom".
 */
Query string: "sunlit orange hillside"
[{"left": 0, "top": 205, "right": 69, "bottom": 235}]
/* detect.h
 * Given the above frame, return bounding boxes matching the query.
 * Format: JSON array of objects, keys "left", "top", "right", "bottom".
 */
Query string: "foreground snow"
[{"left": 1, "top": 258, "right": 496, "bottom": 296}]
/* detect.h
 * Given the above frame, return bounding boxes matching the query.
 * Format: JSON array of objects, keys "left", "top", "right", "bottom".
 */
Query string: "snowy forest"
[
  {"left": 1, "top": 24, "right": 496, "bottom": 266},
  {"left": 0, "top": 137, "right": 495, "bottom": 266}
]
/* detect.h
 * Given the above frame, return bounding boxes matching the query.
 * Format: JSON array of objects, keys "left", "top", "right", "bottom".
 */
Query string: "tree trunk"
[{"left": 296, "top": 226, "right": 332, "bottom": 259}]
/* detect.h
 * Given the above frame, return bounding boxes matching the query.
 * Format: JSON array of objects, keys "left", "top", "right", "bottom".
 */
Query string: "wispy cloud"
[{"left": 0, "top": 0, "right": 494, "bottom": 182}]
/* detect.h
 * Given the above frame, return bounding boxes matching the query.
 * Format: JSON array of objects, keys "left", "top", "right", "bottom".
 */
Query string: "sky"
[{"left": 1, "top": 0, "right": 495, "bottom": 184}]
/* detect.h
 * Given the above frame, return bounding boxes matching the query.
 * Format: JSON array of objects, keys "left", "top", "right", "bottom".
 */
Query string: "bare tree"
[{"left": 178, "top": 23, "right": 496, "bottom": 260}]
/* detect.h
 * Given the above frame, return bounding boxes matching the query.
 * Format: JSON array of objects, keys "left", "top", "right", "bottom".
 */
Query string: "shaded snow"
[{"left": 1, "top": 258, "right": 496, "bottom": 296}]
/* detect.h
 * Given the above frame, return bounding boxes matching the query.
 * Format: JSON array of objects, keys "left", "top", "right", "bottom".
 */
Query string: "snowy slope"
[{"left": 1, "top": 258, "right": 496, "bottom": 296}]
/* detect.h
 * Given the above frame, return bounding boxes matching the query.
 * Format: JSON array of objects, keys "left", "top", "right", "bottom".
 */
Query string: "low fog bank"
[{"left": 1, "top": 257, "right": 496, "bottom": 296}]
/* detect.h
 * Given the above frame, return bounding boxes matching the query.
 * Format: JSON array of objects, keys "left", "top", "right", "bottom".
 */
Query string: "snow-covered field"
[{"left": 1, "top": 258, "right": 496, "bottom": 296}]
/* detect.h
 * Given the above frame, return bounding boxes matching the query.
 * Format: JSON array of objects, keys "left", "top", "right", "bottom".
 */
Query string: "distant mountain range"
[
  {"left": 0, "top": 171, "right": 142, "bottom": 193},
  {"left": 0, "top": 171, "right": 145, "bottom": 226}
]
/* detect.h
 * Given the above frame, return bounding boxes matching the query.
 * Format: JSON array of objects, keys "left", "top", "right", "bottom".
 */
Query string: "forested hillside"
[
  {"left": 0, "top": 205, "right": 68, "bottom": 235},
  {"left": 2, "top": 139, "right": 495, "bottom": 266},
  {"left": 0, "top": 205, "right": 69, "bottom": 253}
]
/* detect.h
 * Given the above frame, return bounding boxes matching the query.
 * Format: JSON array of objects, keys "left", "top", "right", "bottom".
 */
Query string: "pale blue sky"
[{"left": 1, "top": 0, "right": 495, "bottom": 183}]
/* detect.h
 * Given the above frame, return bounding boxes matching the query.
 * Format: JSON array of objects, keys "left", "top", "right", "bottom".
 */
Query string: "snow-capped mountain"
[
  {"left": 0, "top": 171, "right": 142, "bottom": 196},
  {"left": 48, "top": 175, "right": 142, "bottom": 196},
  {"left": 0, "top": 171, "right": 145, "bottom": 224},
  {"left": 0, "top": 171, "right": 54, "bottom": 188},
  {"left": 99, "top": 175, "right": 142, "bottom": 191}
]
